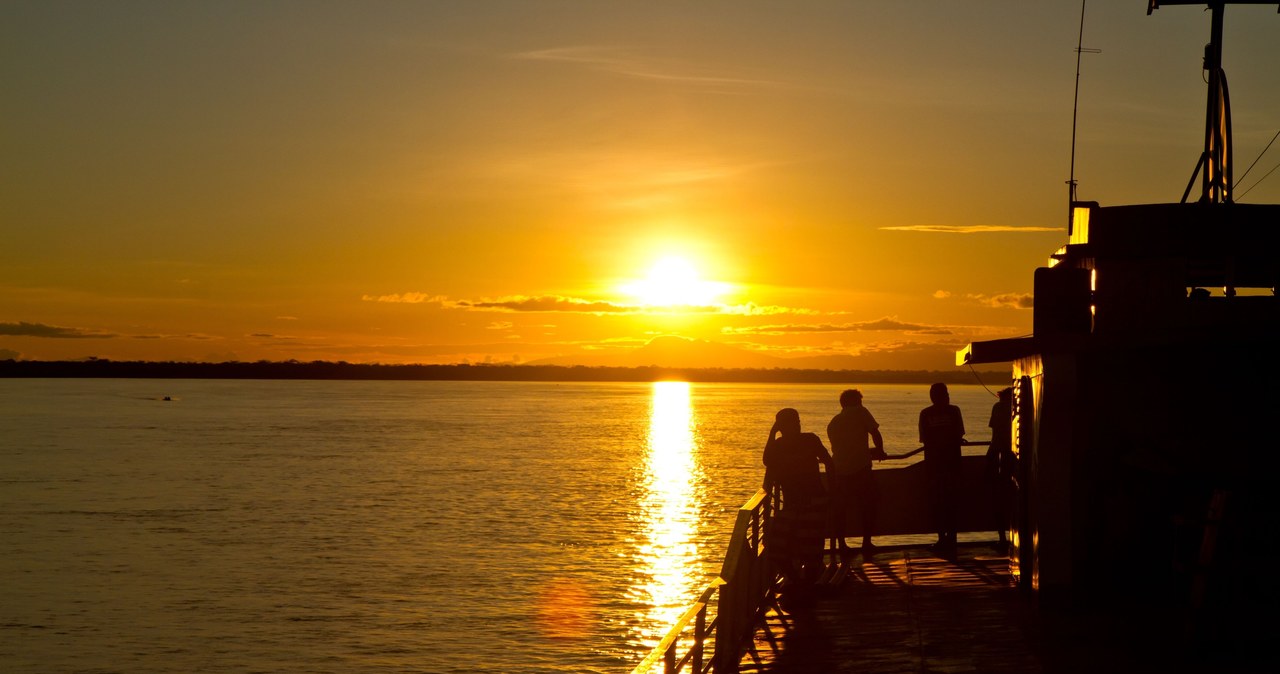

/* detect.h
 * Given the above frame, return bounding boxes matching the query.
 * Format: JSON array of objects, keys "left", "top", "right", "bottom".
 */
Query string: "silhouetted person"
[
  {"left": 826, "top": 388, "right": 887, "bottom": 554},
  {"left": 763, "top": 408, "right": 832, "bottom": 585},
  {"left": 986, "top": 387, "right": 1015, "bottom": 550},
  {"left": 919, "top": 382, "right": 965, "bottom": 558}
]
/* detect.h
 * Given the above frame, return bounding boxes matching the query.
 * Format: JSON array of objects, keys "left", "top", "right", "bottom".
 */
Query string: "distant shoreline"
[{"left": 0, "top": 359, "right": 1007, "bottom": 385}]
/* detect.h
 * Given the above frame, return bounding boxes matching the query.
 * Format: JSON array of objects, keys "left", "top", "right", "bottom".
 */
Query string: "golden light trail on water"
[{"left": 634, "top": 380, "right": 705, "bottom": 647}]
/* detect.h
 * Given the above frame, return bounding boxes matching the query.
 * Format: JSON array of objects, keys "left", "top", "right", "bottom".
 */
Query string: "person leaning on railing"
[{"left": 762, "top": 407, "right": 833, "bottom": 586}]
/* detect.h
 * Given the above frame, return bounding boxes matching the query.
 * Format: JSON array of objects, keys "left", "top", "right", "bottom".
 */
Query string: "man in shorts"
[{"left": 827, "top": 389, "right": 887, "bottom": 554}]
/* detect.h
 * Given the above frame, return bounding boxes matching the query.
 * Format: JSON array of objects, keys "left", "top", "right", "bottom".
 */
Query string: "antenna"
[{"left": 1067, "top": 0, "right": 1101, "bottom": 227}]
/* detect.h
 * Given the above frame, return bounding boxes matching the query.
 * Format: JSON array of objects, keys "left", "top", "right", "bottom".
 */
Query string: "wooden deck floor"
[{"left": 737, "top": 543, "right": 1267, "bottom": 674}]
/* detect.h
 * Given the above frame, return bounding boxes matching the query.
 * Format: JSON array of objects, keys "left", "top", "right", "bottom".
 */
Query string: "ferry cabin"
[{"left": 960, "top": 199, "right": 1280, "bottom": 648}]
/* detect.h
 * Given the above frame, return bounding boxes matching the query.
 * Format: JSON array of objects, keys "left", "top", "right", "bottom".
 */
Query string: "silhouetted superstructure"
[
  {"left": 633, "top": 5, "right": 1279, "bottom": 672},
  {"left": 961, "top": 0, "right": 1279, "bottom": 657}
]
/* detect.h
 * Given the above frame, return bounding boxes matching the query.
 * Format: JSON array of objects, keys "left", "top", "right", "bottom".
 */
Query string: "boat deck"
[{"left": 738, "top": 542, "right": 1266, "bottom": 674}]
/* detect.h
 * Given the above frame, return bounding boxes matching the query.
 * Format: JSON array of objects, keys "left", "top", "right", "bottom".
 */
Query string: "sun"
[{"left": 621, "top": 255, "right": 731, "bottom": 307}]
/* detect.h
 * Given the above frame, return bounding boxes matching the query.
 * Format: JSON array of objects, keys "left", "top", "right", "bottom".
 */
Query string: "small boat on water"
[{"left": 635, "top": 2, "right": 1279, "bottom": 672}]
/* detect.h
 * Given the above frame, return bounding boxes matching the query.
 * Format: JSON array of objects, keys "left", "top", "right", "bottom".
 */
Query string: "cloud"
[
  {"left": 452, "top": 295, "right": 820, "bottom": 316},
  {"left": 722, "top": 317, "right": 950, "bottom": 335},
  {"left": 880, "top": 224, "right": 1062, "bottom": 233},
  {"left": 0, "top": 321, "right": 115, "bottom": 338},
  {"left": 361, "top": 292, "right": 822, "bottom": 317},
  {"left": 361, "top": 292, "right": 446, "bottom": 304},
  {"left": 456, "top": 296, "right": 640, "bottom": 313},
  {"left": 855, "top": 339, "right": 969, "bottom": 356},
  {"left": 128, "top": 332, "right": 217, "bottom": 341},
  {"left": 0, "top": 348, "right": 21, "bottom": 360},
  {"left": 969, "top": 292, "right": 1035, "bottom": 309},
  {"left": 933, "top": 289, "right": 1033, "bottom": 309},
  {"left": 718, "top": 303, "right": 821, "bottom": 316},
  {"left": 512, "top": 46, "right": 782, "bottom": 92}
]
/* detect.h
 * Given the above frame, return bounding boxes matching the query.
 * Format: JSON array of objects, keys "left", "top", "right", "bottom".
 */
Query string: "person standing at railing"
[
  {"left": 826, "top": 388, "right": 887, "bottom": 555},
  {"left": 919, "top": 382, "right": 965, "bottom": 559},
  {"left": 763, "top": 407, "right": 832, "bottom": 586},
  {"left": 986, "top": 387, "right": 1016, "bottom": 551}
]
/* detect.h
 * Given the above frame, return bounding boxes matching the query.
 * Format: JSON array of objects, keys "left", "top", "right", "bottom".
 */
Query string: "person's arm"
[
  {"left": 870, "top": 427, "right": 887, "bottom": 461},
  {"left": 813, "top": 436, "right": 833, "bottom": 470},
  {"left": 762, "top": 427, "right": 777, "bottom": 488},
  {"left": 763, "top": 421, "right": 779, "bottom": 467}
]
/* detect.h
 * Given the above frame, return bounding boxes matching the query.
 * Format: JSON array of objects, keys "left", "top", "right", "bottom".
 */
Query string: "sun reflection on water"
[{"left": 632, "top": 380, "right": 706, "bottom": 648}]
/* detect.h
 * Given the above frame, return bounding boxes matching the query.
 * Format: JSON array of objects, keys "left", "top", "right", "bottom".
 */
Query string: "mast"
[
  {"left": 1068, "top": 1, "right": 1099, "bottom": 228},
  {"left": 1149, "top": 1, "right": 1279, "bottom": 203}
]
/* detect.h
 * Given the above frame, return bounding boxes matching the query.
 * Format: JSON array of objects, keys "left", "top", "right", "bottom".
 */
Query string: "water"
[{"left": 0, "top": 378, "right": 1001, "bottom": 673}]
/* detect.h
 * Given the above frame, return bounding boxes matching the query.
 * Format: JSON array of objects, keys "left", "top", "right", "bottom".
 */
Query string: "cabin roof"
[{"left": 959, "top": 202, "right": 1279, "bottom": 365}]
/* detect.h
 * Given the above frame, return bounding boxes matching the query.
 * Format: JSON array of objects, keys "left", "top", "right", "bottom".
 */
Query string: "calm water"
[{"left": 0, "top": 378, "right": 1001, "bottom": 673}]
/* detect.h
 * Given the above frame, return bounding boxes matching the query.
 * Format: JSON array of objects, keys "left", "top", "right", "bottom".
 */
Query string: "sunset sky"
[{"left": 3, "top": 1, "right": 1278, "bottom": 370}]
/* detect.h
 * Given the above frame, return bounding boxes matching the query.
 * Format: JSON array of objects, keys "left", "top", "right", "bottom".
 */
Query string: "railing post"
[
  {"left": 634, "top": 489, "right": 774, "bottom": 674},
  {"left": 692, "top": 604, "right": 706, "bottom": 673}
]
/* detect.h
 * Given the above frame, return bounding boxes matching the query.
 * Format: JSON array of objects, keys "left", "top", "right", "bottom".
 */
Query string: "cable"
[
  {"left": 1235, "top": 160, "right": 1280, "bottom": 200},
  {"left": 967, "top": 363, "right": 1000, "bottom": 398},
  {"left": 1234, "top": 129, "right": 1279, "bottom": 189}
]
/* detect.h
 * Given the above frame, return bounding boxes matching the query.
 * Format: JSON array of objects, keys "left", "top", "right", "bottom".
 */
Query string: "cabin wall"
[
  {"left": 1074, "top": 340, "right": 1280, "bottom": 607},
  {"left": 1092, "top": 258, "right": 1185, "bottom": 335},
  {"left": 1008, "top": 371, "right": 1033, "bottom": 588},
  {"left": 1073, "top": 350, "right": 1198, "bottom": 600},
  {"left": 1013, "top": 353, "right": 1078, "bottom": 601},
  {"left": 1015, "top": 334, "right": 1280, "bottom": 640}
]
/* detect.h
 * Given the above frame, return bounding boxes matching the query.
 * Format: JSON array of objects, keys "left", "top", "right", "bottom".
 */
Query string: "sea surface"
[{"left": 0, "top": 378, "right": 1003, "bottom": 673}]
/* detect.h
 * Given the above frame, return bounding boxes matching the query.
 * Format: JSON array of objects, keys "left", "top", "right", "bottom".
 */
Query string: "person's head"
[
  {"left": 774, "top": 407, "right": 801, "bottom": 435},
  {"left": 998, "top": 387, "right": 1013, "bottom": 403},
  {"left": 929, "top": 382, "right": 949, "bottom": 405},
  {"left": 839, "top": 388, "right": 863, "bottom": 408}
]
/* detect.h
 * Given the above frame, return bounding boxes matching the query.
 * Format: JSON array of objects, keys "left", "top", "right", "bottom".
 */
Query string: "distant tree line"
[{"left": 0, "top": 358, "right": 1007, "bottom": 385}]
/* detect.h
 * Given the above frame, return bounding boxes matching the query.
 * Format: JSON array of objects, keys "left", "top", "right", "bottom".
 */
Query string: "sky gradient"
[{"left": 3, "top": 1, "right": 1278, "bottom": 370}]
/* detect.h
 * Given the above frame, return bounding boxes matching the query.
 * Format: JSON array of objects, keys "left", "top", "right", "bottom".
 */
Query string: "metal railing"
[
  {"left": 630, "top": 487, "right": 777, "bottom": 674},
  {"left": 632, "top": 440, "right": 993, "bottom": 673},
  {"left": 883, "top": 439, "right": 989, "bottom": 461}
]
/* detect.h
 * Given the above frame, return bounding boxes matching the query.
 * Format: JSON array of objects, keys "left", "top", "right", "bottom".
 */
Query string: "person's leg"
[
  {"left": 928, "top": 462, "right": 947, "bottom": 545},
  {"left": 942, "top": 471, "right": 959, "bottom": 550},
  {"left": 857, "top": 469, "right": 876, "bottom": 548},
  {"left": 831, "top": 474, "right": 853, "bottom": 551}
]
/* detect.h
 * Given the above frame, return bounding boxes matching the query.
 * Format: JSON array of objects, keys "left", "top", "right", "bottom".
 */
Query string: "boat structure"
[
  {"left": 633, "top": 2, "right": 1278, "bottom": 672},
  {"left": 960, "top": 0, "right": 1279, "bottom": 645}
]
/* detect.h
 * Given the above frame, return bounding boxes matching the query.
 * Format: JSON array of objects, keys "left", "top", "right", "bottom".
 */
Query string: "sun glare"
[
  {"left": 634, "top": 380, "right": 704, "bottom": 646},
  {"left": 621, "top": 256, "right": 730, "bottom": 307}
]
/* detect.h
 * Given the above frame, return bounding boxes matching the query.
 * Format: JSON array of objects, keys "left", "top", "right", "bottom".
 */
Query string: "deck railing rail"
[
  {"left": 631, "top": 440, "right": 993, "bottom": 673},
  {"left": 630, "top": 487, "right": 777, "bottom": 674}
]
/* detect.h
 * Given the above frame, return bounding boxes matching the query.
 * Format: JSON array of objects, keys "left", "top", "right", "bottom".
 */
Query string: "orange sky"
[{"left": 3, "top": 2, "right": 1278, "bottom": 370}]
